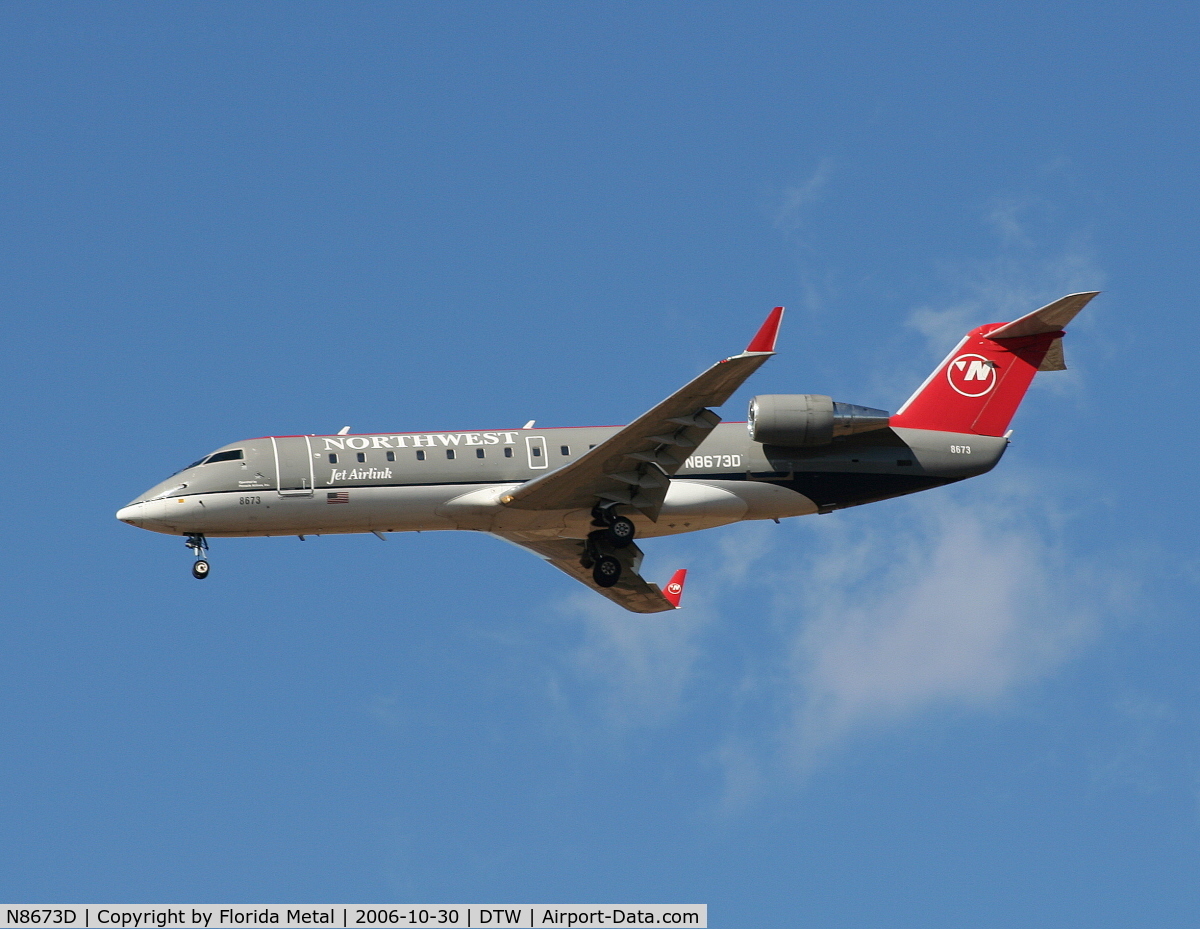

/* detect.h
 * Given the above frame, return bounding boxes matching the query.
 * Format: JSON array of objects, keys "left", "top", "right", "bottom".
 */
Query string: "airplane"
[{"left": 116, "top": 292, "right": 1097, "bottom": 613}]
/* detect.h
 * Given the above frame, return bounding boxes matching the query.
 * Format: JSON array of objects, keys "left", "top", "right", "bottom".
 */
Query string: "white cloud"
[{"left": 780, "top": 494, "right": 1098, "bottom": 773}]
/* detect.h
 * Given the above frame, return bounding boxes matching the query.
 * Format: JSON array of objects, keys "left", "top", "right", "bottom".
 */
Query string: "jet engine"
[{"left": 747, "top": 394, "right": 891, "bottom": 446}]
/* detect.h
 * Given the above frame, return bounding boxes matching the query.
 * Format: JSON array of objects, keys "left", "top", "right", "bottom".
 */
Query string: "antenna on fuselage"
[
  {"left": 522, "top": 420, "right": 536, "bottom": 429},
  {"left": 337, "top": 426, "right": 351, "bottom": 435}
]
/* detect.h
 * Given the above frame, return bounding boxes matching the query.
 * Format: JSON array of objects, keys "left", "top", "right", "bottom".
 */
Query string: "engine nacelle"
[{"left": 747, "top": 394, "right": 891, "bottom": 446}]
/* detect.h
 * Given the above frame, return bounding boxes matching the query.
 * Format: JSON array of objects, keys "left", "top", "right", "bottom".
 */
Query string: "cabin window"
[
  {"left": 504, "top": 447, "right": 513, "bottom": 458},
  {"left": 205, "top": 449, "right": 244, "bottom": 464},
  {"left": 560, "top": 445, "right": 570, "bottom": 456},
  {"left": 476, "top": 448, "right": 485, "bottom": 458},
  {"left": 446, "top": 449, "right": 455, "bottom": 460},
  {"left": 416, "top": 450, "right": 426, "bottom": 461},
  {"left": 356, "top": 452, "right": 366, "bottom": 463},
  {"left": 532, "top": 447, "right": 542, "bottom": 458},
  {"left": 386, "top": 451, "right": 395, "bottom": 462},
  {"left": 328, "top": 454, "right": 338, "bottom": 464}
]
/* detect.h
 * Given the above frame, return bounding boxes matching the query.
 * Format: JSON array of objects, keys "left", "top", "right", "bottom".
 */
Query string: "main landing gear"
[
  {"left": 581, "top": 506, "right": 637, "bottom": 588},
  {"left": 185, "top": 533, "right": 210, "bottom": 579},
  {"left": 591, "top": 505, "right": 635, "bottom": 549}
]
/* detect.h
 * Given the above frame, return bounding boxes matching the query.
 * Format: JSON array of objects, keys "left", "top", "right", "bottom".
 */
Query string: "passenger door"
[
  {"left": 525, "top": 434, "right": 548, "bottom": 470},
  {"left": 272, "top": 436, "right": 315, "bottom": 495}
]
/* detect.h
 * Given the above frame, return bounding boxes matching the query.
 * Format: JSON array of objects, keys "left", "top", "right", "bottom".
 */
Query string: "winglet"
[
  {"left": 661, "top": 569, "right": 688, "bottom": 609},
  {"left": 744, "top": 306, "right": 785, "bottom": 354}
]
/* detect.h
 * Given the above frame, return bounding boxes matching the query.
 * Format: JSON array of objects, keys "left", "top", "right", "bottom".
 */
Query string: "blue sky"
[{"left": 2, "top": 1, "right": 1198, "bottom": 923}]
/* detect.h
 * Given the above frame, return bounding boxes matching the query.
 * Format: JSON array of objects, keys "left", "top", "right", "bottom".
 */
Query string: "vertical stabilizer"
[{"left": 890, "top": 292, "right": 1098, "bottom": 436}]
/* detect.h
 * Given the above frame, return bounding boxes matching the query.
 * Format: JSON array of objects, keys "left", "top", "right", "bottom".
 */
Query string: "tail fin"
[{"left": 890, "top": 292, "right": 1098, "bottom": 436}]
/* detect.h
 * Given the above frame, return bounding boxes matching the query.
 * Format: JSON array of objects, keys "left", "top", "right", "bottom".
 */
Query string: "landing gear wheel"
[
  {"left": 593, "top": 555, "right": 621, "bottom": 588},
  {"left": 185, "top": 533, "right": 210, "bottom": 579},
  {"left": 605, "top": 516, "right": 636, "bottom": 548}
]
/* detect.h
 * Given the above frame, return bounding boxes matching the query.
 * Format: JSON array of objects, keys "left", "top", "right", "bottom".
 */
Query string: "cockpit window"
[
  {"left": 173, "top": 448, "right": 245, "bottom": 475},
  {"left": 205, "top": 449, "right": 244, "bottom": 464}
]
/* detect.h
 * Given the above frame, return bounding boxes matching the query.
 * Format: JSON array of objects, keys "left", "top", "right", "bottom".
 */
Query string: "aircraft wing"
[
  {"left": 500, "top": 307, "right": 784, "bottom": 521},
  {"left": 494, "top": 535, "right": 685, "bottom": 613}
]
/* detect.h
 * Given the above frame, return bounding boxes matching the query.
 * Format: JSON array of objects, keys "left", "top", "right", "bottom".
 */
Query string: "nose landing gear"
[{"left": 185, "top": 533, "right": 210, "bottom": 579}]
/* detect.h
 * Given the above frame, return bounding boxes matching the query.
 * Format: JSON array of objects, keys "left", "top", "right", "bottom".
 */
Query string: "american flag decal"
[{"left": 327, "top": 491, "right": 350, "bottom": 504}]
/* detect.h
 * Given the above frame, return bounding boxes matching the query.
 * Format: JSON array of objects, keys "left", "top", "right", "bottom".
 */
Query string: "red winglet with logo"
[
  {"left": 890, "top": 292, "right": 1098, "bottom": 437},
  {"left": 661, "top": 569, "right": 688, "bottom": 609}
]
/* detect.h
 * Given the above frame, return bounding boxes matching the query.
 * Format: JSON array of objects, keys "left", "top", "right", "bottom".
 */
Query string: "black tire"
[
  {"left": 192, "top": 559, "right": 210, "bottom": 579},
  {"left": 605, "top": 516, "right": 636, "bottom": 548},
  {"left": 592, "top": 555, "right": 621, "bottom": 588}
]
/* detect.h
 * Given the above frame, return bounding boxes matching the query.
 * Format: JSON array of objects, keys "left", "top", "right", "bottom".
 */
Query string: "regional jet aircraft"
[{"left": 117, "top": 293, "right": 1097, "bottom": 612}]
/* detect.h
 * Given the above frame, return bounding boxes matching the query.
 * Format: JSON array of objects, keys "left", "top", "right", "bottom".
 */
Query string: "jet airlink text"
[{"left": 327, "top": 468, "right": 393, "bottom": 483}]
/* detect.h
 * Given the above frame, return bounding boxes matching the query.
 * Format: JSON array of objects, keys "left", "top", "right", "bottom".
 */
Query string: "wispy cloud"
[
  {"left": 553, "top": 587, "right": 710, "bottom": 731},
  {"left": 547, "top": 522, "right": 775, "bottom": 734},
  {"left": 907, "top": 196, "right": 1105, "bottom": 353},
  {"left": 774, "top": 159, "right": 833, "bottom": 235},
  {"left": 779, "top": 494, "right": 1099, "bottom": 774}
]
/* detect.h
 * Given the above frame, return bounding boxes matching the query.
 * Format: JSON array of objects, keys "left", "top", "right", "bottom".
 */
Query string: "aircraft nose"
[{"left": 116, "top": 503, "right": 144, "bottom": 525}]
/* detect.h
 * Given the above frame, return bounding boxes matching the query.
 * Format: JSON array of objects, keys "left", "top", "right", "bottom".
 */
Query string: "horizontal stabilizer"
[{"left": 986, "top": 291, "right": 1100, "bottom": 339}]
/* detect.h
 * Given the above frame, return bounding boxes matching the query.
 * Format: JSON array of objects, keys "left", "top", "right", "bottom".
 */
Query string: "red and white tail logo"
[
  {"left": 662, "top": 569, "right": 688, "bottom": 608},
  {"left": 946, "top": 354, "right": 998, "bottom": 397}
]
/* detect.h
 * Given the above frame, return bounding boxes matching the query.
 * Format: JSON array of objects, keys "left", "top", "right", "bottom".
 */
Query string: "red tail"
[{"left": 890, "top": 292, "right": 1098, "bottom": 437}]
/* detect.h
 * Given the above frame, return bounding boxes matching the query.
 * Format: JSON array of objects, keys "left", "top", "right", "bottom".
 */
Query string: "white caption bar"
[{"left": 0, "top": 907, "right": 706, "bottom": 929}]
